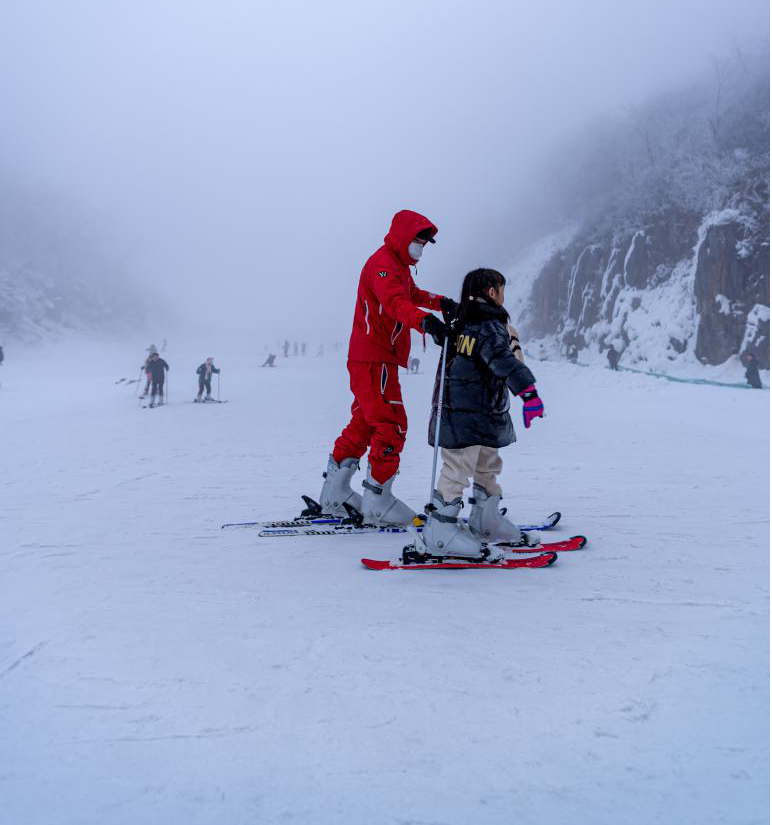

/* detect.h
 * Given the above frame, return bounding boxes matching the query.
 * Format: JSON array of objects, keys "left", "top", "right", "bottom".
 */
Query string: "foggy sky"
[{"left": 0, "top": 0, "right": 768, "bottom": 339}]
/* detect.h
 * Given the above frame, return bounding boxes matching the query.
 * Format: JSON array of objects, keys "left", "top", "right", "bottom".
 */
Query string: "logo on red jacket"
[{"left": 378, "top": 271, "right": 388, "bottom": 278}]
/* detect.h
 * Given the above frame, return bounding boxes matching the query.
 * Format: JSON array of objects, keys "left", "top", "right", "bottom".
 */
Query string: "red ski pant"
[{"left": 333, "top": 360, "right": 407, "bottom": 484}]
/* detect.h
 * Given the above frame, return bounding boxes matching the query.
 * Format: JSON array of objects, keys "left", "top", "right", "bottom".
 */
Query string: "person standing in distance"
[
  {"left": 147, "top": 352, "right": 169, "bottom": 407},
  {"left": 195, "top": 357, "right": 220, "bottom": 402},
  {"left": 317, "top": 209, "right": 456, "bottom": 526},
  {"left": 743, "top": 352, "right": 762, "bottom": 389},
  {"left": 141, "top": 344, "right": 158, "bottom": 397}
]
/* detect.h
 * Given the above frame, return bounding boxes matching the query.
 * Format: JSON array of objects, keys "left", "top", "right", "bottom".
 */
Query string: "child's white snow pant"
[{"left": 437, "top": 446, "right": 503, "bottom": 502}]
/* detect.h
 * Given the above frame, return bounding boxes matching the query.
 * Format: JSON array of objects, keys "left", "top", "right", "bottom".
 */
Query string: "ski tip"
[
  {"left": 547, "top": 511, "right": 562, "bottom": 527},
  {"left": 543, "top": 551, "right": 559, "bottom": 566},
  {"left": 361, "top": 558, "right": 391, "bottom": 570},
  {"left": 571, "top": 535, "right": 588, "bottom": 549}
]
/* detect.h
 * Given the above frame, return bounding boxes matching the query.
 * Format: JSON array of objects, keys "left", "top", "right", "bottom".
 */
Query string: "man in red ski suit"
[{"left": 318, "top": 209, "right": 453, "bottom": 526}]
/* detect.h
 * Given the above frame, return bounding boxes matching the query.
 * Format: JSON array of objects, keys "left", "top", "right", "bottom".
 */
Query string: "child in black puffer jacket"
[{"left": 422, "top": 268, "right": 544, "bottom": 561}]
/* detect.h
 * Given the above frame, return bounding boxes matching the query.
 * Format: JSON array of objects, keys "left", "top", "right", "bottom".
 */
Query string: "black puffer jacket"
[
  {"left": 428, "top": 300, "right": 536, "bottom": 449},
  {"left": 146, "top": 357, "right": 169, "bottom": 381}
]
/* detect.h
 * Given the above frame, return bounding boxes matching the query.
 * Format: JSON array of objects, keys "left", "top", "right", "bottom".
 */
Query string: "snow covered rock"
[
  {"left": 514, "top": 207, "right": 769, "bottom": 371},
  {"left": 694, "top": 215, "right": 770, "bottom": 365},
  {"left": 507, "top": 51, "right": 770, "bottom": 372}
]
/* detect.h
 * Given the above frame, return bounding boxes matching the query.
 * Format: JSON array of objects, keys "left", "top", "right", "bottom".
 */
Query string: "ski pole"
[
  {"left": 135, "top": 368, "right": 143, "bottom": 397},
  {"left": 428, "top": 334, "right": 450, "bottom": 505},
  {"left": 217, "top": 371, "right": 221, "bottom": 402}
]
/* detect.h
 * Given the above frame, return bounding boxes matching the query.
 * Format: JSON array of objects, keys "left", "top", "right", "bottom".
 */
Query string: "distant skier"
[
  {"left": 195, "top": 357, "right": 220, "bottom": 401},
  {"left": 421, "top": 268, "right": 544, "bottom": 561},
  {"left": 317, "top": 209, "right": 456, "bottom": 526},
  {"left": 282, "top": 340, "right": 290, "bottom": 358},
  {"left": 607, "top": 345, "right": 620, "bottom": 370},
  {"left": 141, "top": 345, "right": 159, "bottom": 397},
  {"left": 146, "top": 352, "right": 169, "bottom": 407},
  {"left": 567, "top": 343, "right": 578, "bottom": 363},
  {"left": 261, "top": 353, "right": 277, "bottom": 368},
  {"left": 744, "top": 352, "right": 762, "bottom": 389},
  {"left": 0, "top": 345, "right": 4, "bottom": 366},
  {"left": 409, "top": 356, "right": 420, "bottom": 374},
  {"left": 301, "top": 343, "right": 307, "bottom": 356}
]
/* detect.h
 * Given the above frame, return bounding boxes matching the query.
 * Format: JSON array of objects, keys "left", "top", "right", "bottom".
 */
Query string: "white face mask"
[{"left": 408, "top": 241, "right": 424, "bottom": 261}]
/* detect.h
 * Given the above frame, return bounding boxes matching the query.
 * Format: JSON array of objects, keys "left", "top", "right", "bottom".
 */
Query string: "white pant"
[{"left": 437, "top": 446, "right": 503, "bottom": 502}]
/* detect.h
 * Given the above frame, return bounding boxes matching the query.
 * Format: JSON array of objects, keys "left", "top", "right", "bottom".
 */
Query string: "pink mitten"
[{"left": 519, "top": 385, "right": 544, "bottom": 429}]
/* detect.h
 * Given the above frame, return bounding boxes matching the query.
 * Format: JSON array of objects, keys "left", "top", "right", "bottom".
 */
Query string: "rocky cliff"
[
  {"left": 522, "top": 205, "right": 769, "bottom": 369},
  {"left": 512, "top": 52, "right": 769, "bottom": 371}
]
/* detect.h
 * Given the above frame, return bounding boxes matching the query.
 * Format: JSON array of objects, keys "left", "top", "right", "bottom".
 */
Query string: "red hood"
[{"left": 384, "top": 210, "right": 438, "bottom": 265}]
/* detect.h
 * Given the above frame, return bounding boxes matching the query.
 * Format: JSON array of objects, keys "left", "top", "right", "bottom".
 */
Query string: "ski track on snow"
[{"left": 0, "top": 341, "right": 768, "bottom": 825}]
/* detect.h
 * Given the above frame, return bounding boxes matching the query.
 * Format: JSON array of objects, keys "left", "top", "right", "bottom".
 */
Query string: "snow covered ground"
[{"left": 1, "top": 338, "right": 769, "bottom": 825}]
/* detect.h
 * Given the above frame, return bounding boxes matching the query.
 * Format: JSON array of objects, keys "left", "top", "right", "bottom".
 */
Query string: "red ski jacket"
[{"left": 347, "top": 210, "right": 443, "bottom": 367}]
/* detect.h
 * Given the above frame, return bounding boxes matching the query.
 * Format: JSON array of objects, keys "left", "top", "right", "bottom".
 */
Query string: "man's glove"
[
  {"left": 519, "top": 384, "right": 544, "bottom": 428},
  {"left": 422, "top": 314, "right": 449, "bottom": 346},
  {"left": 439, "top": 296, "right": 460, "bottom": 324}
]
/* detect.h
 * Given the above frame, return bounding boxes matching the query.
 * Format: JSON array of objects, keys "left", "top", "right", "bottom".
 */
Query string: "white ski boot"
[
  {"left": 402, "top": 490, "right": 504, "bottom": 564},
  {"left": 319, "top": 455, "right": 363, "bottom": 517},
  {"left": 468, "top": 483, "right": 538, "bottom": 547},
  {"left": 422, "top": 491, "right": 494, "bottom": 561},
  {"left": 361, "top": 465, "right": 416, "bottom": 527}
]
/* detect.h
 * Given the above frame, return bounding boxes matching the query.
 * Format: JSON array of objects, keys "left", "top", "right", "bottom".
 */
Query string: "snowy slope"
[{"left": 1, "top": 339, "right": 769, "bottom": 825}]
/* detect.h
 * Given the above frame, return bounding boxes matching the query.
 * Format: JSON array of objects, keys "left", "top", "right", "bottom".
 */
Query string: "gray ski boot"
[
  {"left": 361, "top": 465, "right": 416, "bottom": 527},
  {"left": 318, "top": 455, "right": 363, "bottom": 517},
  {"left": 468, "top": 483, "right": 538, "bottom": 547},
  {"left": 416, "top": 491, "right": 503, "bottom": 562}
]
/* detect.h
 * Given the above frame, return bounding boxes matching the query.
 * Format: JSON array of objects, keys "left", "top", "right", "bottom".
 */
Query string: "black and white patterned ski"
[{"left": 361, "top": 552, "right": 559, "bottom": 571}]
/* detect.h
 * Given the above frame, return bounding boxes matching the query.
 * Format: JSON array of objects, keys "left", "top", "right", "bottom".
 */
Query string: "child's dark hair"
[{"left": 455, "top": 268, "right": 508, "bottom": 328}]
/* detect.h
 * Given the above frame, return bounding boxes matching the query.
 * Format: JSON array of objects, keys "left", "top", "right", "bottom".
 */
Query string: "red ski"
[
  {"left": 361, "top": 551, "right": 558, "bottom": 571},
  {"left": 502, "top": 535, "right": 586, "bottom": 554}
]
